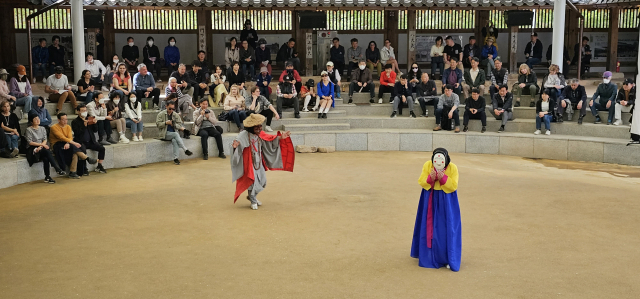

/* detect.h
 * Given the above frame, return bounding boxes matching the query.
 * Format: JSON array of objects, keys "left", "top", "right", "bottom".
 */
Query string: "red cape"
[{"left": 234, "top": 131, "right": 295, "bottom": 203}]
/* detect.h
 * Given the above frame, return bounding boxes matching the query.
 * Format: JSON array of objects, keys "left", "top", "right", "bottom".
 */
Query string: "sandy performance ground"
[{"left": 1, "top": 152, "right": 640, "bottom": 299}]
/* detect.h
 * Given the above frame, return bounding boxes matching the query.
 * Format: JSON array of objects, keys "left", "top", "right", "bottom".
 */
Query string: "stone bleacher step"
[{"left": 283, "top": 123, "right": 351, "bottom": 132}]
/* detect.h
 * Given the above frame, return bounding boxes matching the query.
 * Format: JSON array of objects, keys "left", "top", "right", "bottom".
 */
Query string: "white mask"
[
  {"left": 148, "top": 41, "right": 153, "bottom": 46},
  {"left": 170, "top": 42, "right": 176, "bottom": 46},
  {"left": 99, "top": 98, "right": 106, "bottom": 104},
  {"left": 128, "top": 42, "right": 134, "bottom": 47},
  {"left": 432, "top": 153, "right": 446, "bottom": 171},
  {"left": 18, "top": 74, "right": 24, "bottom": 78},
  {"left": 359, "top": 65, "right": 366, "bottom": 70},
  {"left": 412, "top": 68, "right": 418, "bottom": 72},
  {"left": 113, "top": 59, "right": 119, "bottom": 64},
  {"left": 603, "top": 78, "right": 611, "bottom": 84},
  {"left": 113, "top": 100, "right": 120, "bottom": 105},
  {"left": 130, "top": 97, "right": 137, "bottom": 103},
  {"left": 81, "top": 112, "right": 88, "bottom": 118}
]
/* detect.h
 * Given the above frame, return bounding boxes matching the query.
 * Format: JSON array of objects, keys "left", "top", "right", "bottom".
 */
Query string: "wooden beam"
[
  {"left": 607, "top": 7, "right": 620, "bottom": 72},
  {"left": 406, "top": 10, "right": 416, "bottom": 70},
  {"left": 0, "top": 5, "right": 18, "bottom": 69},
  {"left": 103, "top": 9, "right": 116, "bottom": 63},
  {"left": 475, "top": 10, "right": 490, "bottom": 46},
  {"left": 508, "top": 26, "right": 519, "bottom": 73},
  {"left": 385, "top": 9, "right": 399, "bottom": 63},
  {"left": 204, "top": 9, "right": 214, "bottom": 65},
  {"left": 565, "top": 8, "right": 579, "bottom": 61}
]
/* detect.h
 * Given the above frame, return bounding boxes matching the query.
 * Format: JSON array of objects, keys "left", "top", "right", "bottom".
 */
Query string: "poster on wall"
[
  {"left": 617, "top": 36, "right": 638, "bottom": 62},
  {"left": 589, "top": 33, "right": 607, "bottom": 62}
]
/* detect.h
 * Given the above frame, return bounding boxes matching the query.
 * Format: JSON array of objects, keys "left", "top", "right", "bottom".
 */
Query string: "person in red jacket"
[
  {"left": 378, "top": 64, "right": 396, "bottom": 104},
  {"left": 279, "top": 62, "right": 302, "bottom": 96}
]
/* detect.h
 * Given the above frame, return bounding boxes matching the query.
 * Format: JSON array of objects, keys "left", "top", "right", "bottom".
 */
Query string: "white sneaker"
[
  {"left": 132, "top": 136, "right": 139, "bottom": 142},
  {"left": 534, "top": 130, "right": 541, "bottom": 135},
  {"left": 256, "top": 199, "right": 262, "bottom": 206},
  {"left": 378, "top": 98, "right": 383, "bottom": 104},
  {"left": 265, "top": 126, "right": 273, "bottom": 132},
  {"left": 414, "top": 99, "right": 419, "bottom": 104},
  {"left": 545, "top": 130, "right": 551, "bottom": 135},
  {"left": 101, "top": 86, "right": 109, "bottom": 92},
  {"left": 119, "top": 135, "right": 130, "bottom": 144},
  {"left": 446, "top": 264, "right": 450, "bottom": 269},
  {"left": 311, "top": 106, "right": 318, "bottom": 111},
  {"left": 302, "top": 107, "right": 309, "bottom": 112},
  {"left": 138, "top": 136, "right": 143, "bottom": 141},
  {"left": 251, "top": 203, "right": 258, "bottom": 210},
  {"left": 613, "top": 119, "right": 623, "bottom": 126}
]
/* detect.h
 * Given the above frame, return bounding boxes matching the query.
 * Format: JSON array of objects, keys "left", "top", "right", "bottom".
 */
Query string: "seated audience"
[
  {"left": 72, "top": 104, "right": 107, "bottom": 173},
  {"left": 255, "top": 67, "right": 271, "bottom": 98},
  {"left": 1, "top": 100, "right": 20, "bottom": 156},
  {"left": 48, "top": 36, "right": 66, "bottom": 76},
  {"left": 325, "top": 61, "right": 342, "bottom": 99},
  {"left": 164, "top": 37, "right": 181, "bottom": 75},
  {"left": 463, "top": 57, "right": 486, "bottom": 99},
  {"left": 112, "top": 63, "right": 133, "bottom": 100},
  {"left": 142, "top": 37, "right": 162, "bottom": 82},
  {"left": 196, "top": 50, "right": 211, "bottom": 79},
  {"left": 524, "top": 32, "right": 543, "bottom": 69},
  {"left": 573, "top": 36, "right": 592, "bottom": 77},
  {"left": 255, "top": 38, "right": 272, "bottom": 75},
  {"left": 50, "top": 112, "right": 98, "bottom": 179},
  {"left": 562, "top": 79, "right": 588, "bottom": 124},
  {"left": 210, "top": 66, "right": 228, "bottom": 107},
  {"left": 85, "top": 52, "right": 106, "bottom": 86},
  {"left": 346, "top": 38, "right": 364, "bottom": 81},
  {"left": 463, "top": 88, "right": 487, "bottom": 133},
  {"left": 246, "top": 86, "right": 279, "bottom": 132},
  {"left": 276, "top": 74, "right": 300, "bottom": 119},
  {"left": 545, "top": 44, "right": 571, "bottom": 78},
  {"left": 430, "top": 36, "right": 445, "bottom": 80},
  {"left": 512, "top": 64, "right": 539, "bottom": 107},
  {"left": 381, "top": 39, "right": 402, "bottom": 75},
  {"left": 165, "top": 77, "right": 196, "bottom": 119},
  {"left": 330, "top": 37, "right": 346, "bottom": 77},
  {"left": 227, "top": 62, "right": 246, "bottom": 92},
  {"left": 480, "top": 37, "right": 498, "bottom": 79},
  {"left": 489, "top": 58, "right": 508, "bottom": 100},
  {"left": 133, "top": 63, "right": 161, "bottom": 109},
  {"left": 433, "top": 84, "right": 461, "bottom": 133},
  {"left": 32, "top": 38, "right": 50, "bottom": 83},
  {"left": 104, "top": 54, "right": 120, "bottom": 90},
  {"left": 535, "top": 89, "right": 555, "bottom": 135},
  {"left": 442, "top": 58, "right": 463, "bottom": 96},
  {"left": 614, "top": 78, "right": 635, "bottom": 126},
  {"left": 462, "top": 36, "right": 480, "bottom": 69},
  {"left": 279, "top": 62, "right": 302, "bottom": 96},
  {"left": 155, "top": 101, "right": 193, "bottom": 165},
  {"left": 188, "top": 60, "right": 208, "bottom": 104},
  {"left": 316, "top": 71, "right": 335, "bottom": 119},
  {"left": 416, "top": 73, "right": 438, "bottom": 117},
  {"left": 300, "top": 79, "right": 317, "bottom": 112},
  {"left": 276, "top": 38, "right": 300, "bottom": 71},
  {"left": 378, "top": 64, "right": 397, "bottom": 104},
  {"left": 542, "top": 64, "right": 566, "bottom": 121},
  {"left": 366, "top": 41, "right": 382, "bottom": 77},
  {"left": 77, "top": 70, "right": 97, "bottom": 103},
  {"left": 225, "top": 37, "right": 240, "bottom": 70},
  {"left": 9, "top": 65, "right": 38, "bottom": 115},
  {"left": 407, "top": 63, "right": 422, "bottom": 100},
  {"left": 26, "top": 112, "right": 65, "bottom": 183},
  {"left": 124, "top": 93, "right": 144, "bottom": 142},
  {"left": 106, "top": 92, "right": 129, "bottom": 144},
  {"left": 30, "top": 97, "right": 52, "bottom": 137},
  {"left": 46, "top": 66, "right": 77, "bottom": 115},
  {"left": 239, "top": 40, "right": 256, "bottom": 81},
  {"left": 390, "top": 75, "right": 416, "bottom": 118},
  {"left": 122, "top": 37, "right": 139, "bottom": 72},
  {"left": 193, "top": 98, "right": 226, "bottom": 160},
  {"left": 86, "top": 93, "right": 114, "bottom": 145},
  {"left": 348, "top": 60, "right": 375, "bottom": 104},
  {"left": 170, "top": 64, "right": 193, "bottom": 98},
  {"left": 444, "top": 36, "right": 464, "bottom": 72},
  {"left": 225, "top": 85, "right": 249, "bottom": 128},
  {"left": 492, "top": 84, "right": 514, "bottom": 133}
]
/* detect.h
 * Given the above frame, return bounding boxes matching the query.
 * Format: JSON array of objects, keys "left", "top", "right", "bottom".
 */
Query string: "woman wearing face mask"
[
  {"left": 29, "top": 97, "right": 52, "bottom": 138},
  {"left": 26, "top": 112, "right": 65, "bottom": 183},
  {"left": 71, "top": 104, "right": 108, "bottom": 174},
  {"left": 87, "top": 93, "right": 114, "bottom": 145},
  {"left": 225, "top": 37, "right": 240, "bottom": 69},
  {"left": 254, "top": 38, "right": 272, "bottom": 76},
  {"left": 164, "top": 37, "right": 180, "bottom": 76},
  {"left": 104, "top": 54, "right": 120, "bottom": 90},
  {"left": 9, "top": 65, "right": 38, "bottom": 116},
  {"left": 209, "top": 66, "right": 228, "bottom": 107},
  {"left": 407, "top": 63, "right": 422, "bottom": 100},
  {"left": 124, "top": 94, "right": 144, "bottom": 142},
  {"left": 143, "top": 36, "right": 162, "bottom": 82},
  {"left": 106, "top": 93, "right": 129, "bottom": 144},
  {"left": 77, "top": 70, "right": 97, "bottom": 104}
]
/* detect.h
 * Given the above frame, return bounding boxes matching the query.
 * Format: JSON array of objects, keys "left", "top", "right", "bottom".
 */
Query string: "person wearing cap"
[
  {"left": 316, "top": 71, "right": 335, "bottom": 118},
  {"left": 32, "top": 38, "right": 50, "bottom": 83},
  {"left": 462, "top": 36, "right": 480, "bottom": 70},
  {"left": 489, "top": 58, "right": 508, "bottom": 100},
  {"left": 50, "top": 112, "right": 98, "bottom": 179},
  {"left": 239, "top": 40, "right": 256, "bottom": 81},
  {"left": 48, "top": 36, "right": 66, "bottom": 76},
  {"left": 276, "top": 38, "right": 300, "bottom": 71},
  {"left": 541, "top": 64, "right": 566, "bottom": 121},
  {"left": 330, "top": 37, "right": 346, "bottom": 77},
  {"left": 442, "top": 58, "right": 463, "bottom": 96},
  {"left": 572, "top": 36, "right": 592, "bottom": 77},
  {"left": 378, "top": 64, "right": 397, "bottom": 104},
  {"left": 613, "top": 78, "right": 635, "bottom": 126},
  {"left": 45, "top": 66, "right": 77, "bottom": 115},
  {"left": 480, "top": 37, "right": 498, "bottom": 79},
  {"left": 85, "top": 52, "right": 107, "bottom": 87},
  {"left": 0, "top": 69, "right": 17, "bottom": 105},
  {"left": 255, "top": 66, "right": 272, "bottom": 98},
  {"left": 246, "top": 85, "right": 279, "bottom": 132},
  {"left": 348, "top": 60, "right": 375, "bottom": 104},
  {"left": 193, "top": 98, "right": 226, "bottom": 160},
  {"left": 72, "top": 104, "right": 108, "bottom": 174},
  {"left": 365, "top": 41, "right": 382, "bottom": 78},
  {"left": 276, "top": 73, "right": 300, "bottom": 119},
  {"left": 10, "top": 65, "right": 38, "bottom": 115},
  {"left": 240, "top": 19, "right": 259, "bottom": 49},
  {"left": 390, "top": 75, "right": 416, "bottom": 118},
  {"left": 254, "top": 38, "right": 272, "bottom": 75},
  {"left": 25, "top": 112, "right": 66, "bottom": 183},
  {"left": 279, "top": 62, "right": 302, "bottom": 96},
  {"left": 325, "top": 61, "right": 341, "bottom": 99},
  {"left": 561, "top": 79, "right": 588, "bottom": 124},
  {"left": 133, "top": 63, "right": 161, "bottom": 110},
  {"left": 443, "top": 36, "right": 464, "bottom": 73},
  {"left": 187, "top": 60, "right": 208, "bottom": 104},
  {"left": 300, "top": 79, "right": 317, "bottom": 112},
  {"left": 346, "top": 38, "right": 364, "bottom": 81},
  {"left": 155, "top": 100, "right": 193, "bottom": 165},
  {"left": 524, "top": 32, "right": 543, "bottom": 69},
  {"left": 463, "top": 57, "right": 486, "bottom": 100},
  {"left": 231, "top": 113, "right": 293, "bottom": 210}
]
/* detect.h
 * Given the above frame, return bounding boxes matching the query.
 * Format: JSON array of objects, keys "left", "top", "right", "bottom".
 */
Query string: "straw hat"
[{"left": 243, "top": 113, "right": 266, "bottom": 127}]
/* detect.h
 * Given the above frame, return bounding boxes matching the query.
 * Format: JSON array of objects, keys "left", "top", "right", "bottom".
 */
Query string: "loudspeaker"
[
  {"left": 299, "top": 12, "right": 327, "bottom": 29},
  {"left": 84, "top": 11, "right": 104, "bottom": 29},
  {"left": 504, "top": 10, "right": 534, "bottom": 27}
]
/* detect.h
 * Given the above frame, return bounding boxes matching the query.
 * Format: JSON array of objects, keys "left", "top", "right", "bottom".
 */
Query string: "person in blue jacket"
[
  {"left": 164, "top": 37, "right": 180, "bottom": 76},
  {"left": 480, "top": 37, "right": 498, "bottom": 80},
  {"left": 32, "top": 38, "right": 50, "bottom": 83},
  {"left": 255, "top": 67, "right": 272, "bottom": 98},
  {"left": 315, "top": 71, "right": 335, "bottom": 119}
]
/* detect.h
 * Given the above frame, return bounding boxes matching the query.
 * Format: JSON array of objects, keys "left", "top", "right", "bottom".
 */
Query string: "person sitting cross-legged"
[
  {"left": 562, "top": 79, "right": 588, "bottom": 124},
  {"left": 535, "top": 89, "right": 555, "bottom": 135},
  {"left": 25, "top": 112, "right": 66, "bottom": 183},
  {"left": 378, "top": 64, "right": 396, "bottom": 104},
  {"left": 589, "top": 71, "right": 617, "bottom": 125},
  {"left": 50, "top": 112, "right": 98, "bottom": 179},
  {"left": 246, "top": 86, "right": 280, "bottom": 132},
  {"left": 512, "top": 64, "right": 539, "bottom": 107},
  {"left": 462, "top": 88, "right": 487, "bottom": 133},
  {"left": 433, "top": 84, "right": 461, "bottom": 133},
  {"left": 316, "top": 71, "right": 335, "bottom": 119},
  {"left": 46, "top": 66, "right": 78, "bottom": 115},
  {"left": 71, "top": 104, "right": 108, "bottom": 174},
  {"left": 492, "top": 84, "right": 514, "bottom": 133},
  {"left": 390, "top": 75, "right": 416, "bottom": 118},
  {"left": 613, "top": 78, "right": 635, "bottom": 126},
  {"left": 416, "top": 73, "right": 438, "bottom": 117},
  {"left": 155, "top": 101, "right": 193, "bottom": 165},
  {"left": 133, "top": 63, "right": 161, "bottom": 109},
  {"left": 193, "top": 98, "right": 226, "bottom": 160},
  {"left": 348, "top": 60, "right": 375, "bottom": 104},
  {"left": 276, "top": 74, "right": 300, "bottom": 119},
  {"left": 442, "top": 58, "right": 463, "bottom": 96},
  {"left": 462, "top": 57, "right": 486, "bottom": 99}
]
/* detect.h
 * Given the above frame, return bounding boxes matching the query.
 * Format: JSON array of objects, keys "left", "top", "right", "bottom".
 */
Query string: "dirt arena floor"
[{"left": 1, "top": 152, "right": 640, "bottom": 298}]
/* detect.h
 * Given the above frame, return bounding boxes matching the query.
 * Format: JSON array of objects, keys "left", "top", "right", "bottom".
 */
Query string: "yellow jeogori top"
[{"left": 418, "top": 161, "right": 459, "bottom": 193}]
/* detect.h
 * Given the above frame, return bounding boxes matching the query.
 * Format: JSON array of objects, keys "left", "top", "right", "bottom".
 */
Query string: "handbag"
[{"left": 218, "top": 111, "right": 229, "bottom": 121}]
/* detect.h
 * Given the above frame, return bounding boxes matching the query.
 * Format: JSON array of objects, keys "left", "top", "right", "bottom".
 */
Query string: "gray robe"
[{"left": 231, "top": 130, "right": 283, "bottom": 203}]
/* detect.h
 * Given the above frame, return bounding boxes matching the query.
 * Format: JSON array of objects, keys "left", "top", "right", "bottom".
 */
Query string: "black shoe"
[
  {"left": 185, "top": 150, "right": 193, "bottom": 156},
  {"left": 44, "top": 176, "right": 56, "bottom": 184},
  {"left": 218, "top": 153, "right": 227, "bottom": 159},
  {"left": 348, "top": 98, "right": 353, "bottom": 104},
  {"left": 56, "top": 169, "right": 66, "bottom": 176},
  {"left": 595, "top": 116, "right": 602, "bottom": 124},
  {"left": 529, "top": 102, "right": 535, "bottom": 107},
  {"left": 86, "top": 157, "right": 98, "bottom": 164},
  {"left": 277, "top": 111, "right": 283, "bottom": 119},
  {"left": 410, "top": 111, "right": 416, "bottom": 118},
  {"left": 203, "top": 154, "right": 209, "bottom": 160},
  {"left": 83, "top": 170, "right": 90, "bottom": 176},
  {"left": 96, "top": 164, "right": 107, "bottom": 174},
  {"left": 420, "top": 113, "right": 427, "bottom": 117},
  {"left": 318, "top": 113, "right": 322, "bottom": 119},
  {"left": 557, "top": 115, "right": 564, "bottom": 123},
  {"left": 481, "top": 126, "right": 486, "bottom": 133},
  {"left": 463, "top": 126, "right": 469, "bottom": 132},
  {"left": 369, "top": 99, "right": 374, "bottom": 103},
  {"left": 578, "top": 115, "right": 584, "bottom": 125},
  {"left": 498, "top": 125, "right": 505, "bottom": 133},
  {"left": 106, "top": 136, "right": 117, "bottom": 144},
  {"left": 322, "top": 113, "right": 327, "bottom": 119},
  {"left": 183, "top": 130, "right": 191, "bottom": 139},
  {"left": 515, "top": 102, "right": 521, "bottom": 107},
  {"left": 390, "top": 111, "right": 397, "bottom": 118},
  {"left": 295, "top": 113, "right": 300, "bottom": 119},
  {"left": 174, "top": 159, "right": 181, "bottom": 165},
  {"left": 68, "top": 172, "right": 80, "bottom": 179}
]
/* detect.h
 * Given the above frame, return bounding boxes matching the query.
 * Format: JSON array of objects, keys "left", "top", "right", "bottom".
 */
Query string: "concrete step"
[
  {"left": 511, "top": 107, "right": 632, "bottom": 125},
  {"left": 283, "top": 123, "right": 351, "bottom": 132}
]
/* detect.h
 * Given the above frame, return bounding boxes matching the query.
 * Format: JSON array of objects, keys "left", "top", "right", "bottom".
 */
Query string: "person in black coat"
[
  {"left": 95, "top": 28, "right": 105, "bottom": 61},
  {"left": 48, "top": 36, "right": 66, "bottom": 75},
  {"left": 187, "top": 60, "right": 208, "bottom": 104},
  {"left": 524, "top": 32, "right": 543, "bottom": 69},
  {"left": 462, "top": 36, "right": 481, "bottom": 69},
  {"left": 122, "top": 37, "right": 140, "bottom": 72},
  {"left": 463, "top": 88, "right": 487, "bottom": 133},
  {"left": 390, "top": 75, "right": 415, "bottom": 118},
  {"left": 535, "top": 89, "right": 556, "bottom": 135},
  {"left": 561, "top": 79, "right": 588, "bottom": 123},
  {"left": 143, "top": 36, "right": 162, "bottom": 81},
  {"left": 572, "top": 36, "right": 592, "bottom": 77},
  {"left": 71, "top": 104, "right": 107, "bottom": 174},
  {"left": 416, "top": 73, "right": 438, "bottom": 117},
  {"left": 276, "top": 38, "right": 300, "bottom": 71},
  {"left": 240, "top": 19, "right": 259, "bottom": 49}
]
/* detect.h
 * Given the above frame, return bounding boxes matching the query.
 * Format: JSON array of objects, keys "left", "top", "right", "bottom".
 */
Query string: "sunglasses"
[
  {"left": 167, "top": 108, "right": 174, "bottom": 111},
  {"left": 321, "top": 75, "right": 327, "bottom": 77}
]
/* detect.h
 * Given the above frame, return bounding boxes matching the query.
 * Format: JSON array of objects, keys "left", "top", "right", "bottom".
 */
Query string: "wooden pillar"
[
  {"left": 203, "top": 9, "right": 214, "bottom": 64},
  {"left": 607, "top": 7, "right": 620, "bottom": 72},
  {"left": 103, "top": 9, "right": 115, "bottom": 62},
  {"left": 385, "top": 10, "right": 399, "bottom": 53},
  {"left": 508, "top": 26, "right": 518, "bottom": 73},
  {"left": 406, "top": 10, "right": 416, "bottom": 68},
  {"left": 475, "top": 10, "right": 490, "bottom": 45},
  {"left": 0, "top": 7, "right": 18, "bottom": 69},
  {"left": 565, "top": 9, "right": 579, "bottom": 60}
]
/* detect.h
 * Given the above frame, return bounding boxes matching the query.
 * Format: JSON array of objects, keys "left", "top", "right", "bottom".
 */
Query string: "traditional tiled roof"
[{"left": 81, "top": 0, "right": 567, "bottom": 7}]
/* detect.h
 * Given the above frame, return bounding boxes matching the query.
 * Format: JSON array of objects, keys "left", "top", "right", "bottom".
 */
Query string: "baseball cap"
[
  {"left": 531, "top": 32, "right": 538, "bottom": 37},
  {"left": 623, "top": 78, "right": 634, "bottom": 85},
  {"left": 603, "top": 71, "right": 613, "bottom": 78},
  {"left": 16, "top": 65, "right": 26, "bottom": 76},
  {"left": 326, "top": 61, "right": 334, "bottom": 67}
]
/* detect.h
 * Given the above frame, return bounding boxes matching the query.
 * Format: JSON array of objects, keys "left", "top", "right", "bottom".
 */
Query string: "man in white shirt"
[
  {"left": 45, "top": 66, "right": 77, "bottom": 115},
  {"left": 84, "top": 52, "right": 107, "bottom": 91},
  {"left": 462, "top": 57, "right": 486, "bottom": 99}
]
